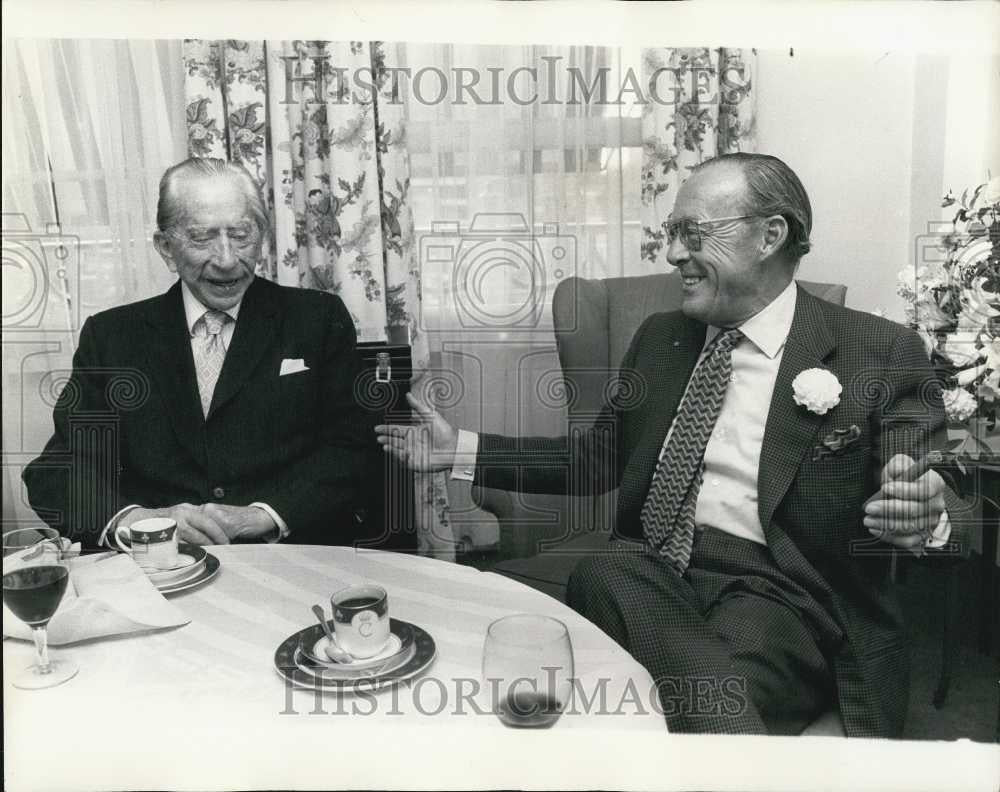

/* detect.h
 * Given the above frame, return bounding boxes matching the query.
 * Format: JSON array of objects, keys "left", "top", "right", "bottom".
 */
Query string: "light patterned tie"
[
  {"left": 640, "top": 328, "right": 743, "bottom": 573},
  {"left": 193, "top": 309, "right": 230, "bottom": 418}
]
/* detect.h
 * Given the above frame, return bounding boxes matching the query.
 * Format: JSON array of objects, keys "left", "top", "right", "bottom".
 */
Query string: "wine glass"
[
  {"left": 483, "top": 614, "right": 574, "bottom": 728},
  {"left": 3, "top": 528, "right": 62, "bottom": 562},
  {"left": 2, "top": 528, "right": 79, "bottom": 689}
]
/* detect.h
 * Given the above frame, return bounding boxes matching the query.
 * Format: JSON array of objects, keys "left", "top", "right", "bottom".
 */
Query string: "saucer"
[
  {"left": 145, "top": 544, "right": 207, "bottom": 585},
  {"left": 294, "top": 641, "right": 416, "bottom": 681},
  {"left": 275, "top": 619, "right": 435, "bottom": 693},
  {"left": 157, "top": 551, "right": 220, "bottom": 595},
  {"left": 306, "top": 631, "right": 403, "bottom": 669}
]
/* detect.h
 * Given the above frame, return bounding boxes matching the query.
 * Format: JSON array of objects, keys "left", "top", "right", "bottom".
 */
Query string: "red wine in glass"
[
  {"left": 3, "top": 562, "right": 78, "bottom": 689},
  {"left": 496, "top": 690, "right": 564, "bottom": 728},
  {"left": 3, "top": 566, "right": 69, "bottom": 624},
  {"left": 483, "top": 614, "right": 574, "bottom": 729}
]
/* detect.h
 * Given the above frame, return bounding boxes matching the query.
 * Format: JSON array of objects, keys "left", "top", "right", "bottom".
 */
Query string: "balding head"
[
  {"left": 156, "top": 157, "right": 267, "bottom": 236},
  {"left": 692, "top": 153, "right": 812, "bottom": 264}
]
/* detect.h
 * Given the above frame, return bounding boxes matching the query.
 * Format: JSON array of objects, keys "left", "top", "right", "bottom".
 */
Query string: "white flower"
[
  {"left": 941, "top": 387, "right": 978, "bottom": 422},
  {"left": 897, "top": 263, "right": 949, "bottom": 295},
  {"left": 920, "top": 263, "right": 949, "bottom": 291},
  {"left": 979, "top": 369, "right": 1000, "bottom": 403},
  {"left": 916, "top": 327, "right": 938, "bottom": 358},
  {"left": 958, "top": 277, "right": 1000, "bottom": 330},
  {"left": 980, "top": 175, "right": 1000, "bottom": 208},
  {"left": 940, "top": 330, "right": 982, "bottom": 367},
  {"left": 980, "top": 335, "right": 1000, "bottom": 370},
  {"left": 955, "top": 363, "right": 987, "bottom": 388},
  {"left": 792, "top": 368, "right": 842, "bottom": 415},
  {"left": 914, "top": 298, "right": 953, "bottom": 331},
  {"left": 896, "top": 265, "right": 919, "bottom": 297}
]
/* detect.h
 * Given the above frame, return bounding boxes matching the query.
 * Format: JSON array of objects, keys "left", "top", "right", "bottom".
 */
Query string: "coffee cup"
[
  {"left": 115, "top": 517, "right": 179, "bottom": 570},
  {"left": 330, "top": 584, "right": 390, "bottom": 659}
]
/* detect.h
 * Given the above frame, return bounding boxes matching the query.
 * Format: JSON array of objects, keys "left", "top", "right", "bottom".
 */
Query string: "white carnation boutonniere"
[{"left": 792, "top": 368, "right": 842, "bottom": 416}]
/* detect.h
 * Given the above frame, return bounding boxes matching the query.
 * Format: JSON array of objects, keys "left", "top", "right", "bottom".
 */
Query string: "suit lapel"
[
  {"left": 627, "top": 314, "right": 707, "bottom": 494},
  {"left": 142, "top": 281, "right": 207, "bottom": 464},
  {"left": 207, "top": 277, "right": 279, "bottom": 419},
  {"left": 758, "top": 287, "right": 837, "bottom": 531}
]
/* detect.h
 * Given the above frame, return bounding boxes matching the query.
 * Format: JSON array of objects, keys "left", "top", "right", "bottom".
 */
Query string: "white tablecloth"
[
  {"left": 7, "top": 546, "right": 998, "bottom": 792},
  {"left": 4, "top": 544, "right": 665, "bottom": 790}
]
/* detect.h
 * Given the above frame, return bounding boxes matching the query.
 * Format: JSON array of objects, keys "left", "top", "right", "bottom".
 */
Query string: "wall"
[
  {"left": 756, "top": 50, "right": 920, "bottom": 317},
  {"left": 756, "top": 50, "right": 998, "bottom": 318}
]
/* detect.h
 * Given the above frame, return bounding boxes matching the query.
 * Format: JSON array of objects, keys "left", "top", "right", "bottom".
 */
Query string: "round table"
[{"left": 4, "top": 544, "right": 666, "bottom": 790}]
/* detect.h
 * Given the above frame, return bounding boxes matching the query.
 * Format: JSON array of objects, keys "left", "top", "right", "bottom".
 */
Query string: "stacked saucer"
[{"left": 142, "top": 544, "right": 218, "bottom": 593}]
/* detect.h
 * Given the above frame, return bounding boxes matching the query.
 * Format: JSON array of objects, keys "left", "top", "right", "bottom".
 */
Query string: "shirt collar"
[
  {"left": 703, "top": 280, "right": 797, "bottom": 360},
  {"left": 180, "top": 282, "right": 241, "bottom": 337}
]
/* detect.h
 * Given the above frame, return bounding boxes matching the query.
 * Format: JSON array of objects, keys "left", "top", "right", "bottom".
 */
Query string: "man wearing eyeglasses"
[
  {"left": 377, "top": 152, "right": 968, "bottom": 737},
  {"left": 23, "top": 157, "right": 371, "bottom": 547}
]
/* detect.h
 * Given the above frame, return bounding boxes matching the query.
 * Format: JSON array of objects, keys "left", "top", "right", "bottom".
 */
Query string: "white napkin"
[{"left": 3, "top": 550, "right": 190, "bottom": 645}]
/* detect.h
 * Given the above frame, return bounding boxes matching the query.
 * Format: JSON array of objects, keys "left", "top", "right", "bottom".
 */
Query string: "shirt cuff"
[
  {"left": 450, "top": 430, "right": 479, "bottom": 482},
  {"left": 98, "top": 504, "right": 142, "bottom": 549},
  {"left": 249, "top": 502, "right": 288, "bottom": 543},
  {"left": 925, "top": 509, "right": 951, "bottom": 549}
]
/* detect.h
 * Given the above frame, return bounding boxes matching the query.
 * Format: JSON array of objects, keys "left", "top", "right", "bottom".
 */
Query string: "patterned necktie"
[
  {"left": 641, "top": 328, "right": 743, "bottom": 573},
  {"left": 193, "top": 309, "right": 230, "bottom": 418}
]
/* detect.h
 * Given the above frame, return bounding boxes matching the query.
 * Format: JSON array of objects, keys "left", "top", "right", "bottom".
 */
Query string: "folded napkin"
[{"left": 3, "top": 550, "right": 190, "bottom": 645}]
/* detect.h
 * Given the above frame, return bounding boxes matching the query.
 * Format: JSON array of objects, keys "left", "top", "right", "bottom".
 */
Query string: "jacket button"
[{"left": 212, "top": 486, "right": 225, "bottom": 499}]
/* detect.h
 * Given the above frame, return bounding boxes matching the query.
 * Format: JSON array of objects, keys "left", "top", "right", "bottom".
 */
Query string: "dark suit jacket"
[
  {"left": 23, "top": 277, "right": 373, "bottom": 547},
  {"left": 475, "top": 286, "right": 970, "bottom": 737}
]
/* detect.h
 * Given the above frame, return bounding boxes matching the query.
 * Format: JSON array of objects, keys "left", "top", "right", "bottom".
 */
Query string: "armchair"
[
  {"left": 479, "top": 272, "right": 847, "bottom": 594},
  {"left": 478, "top": 272, "right": 852, "bottom": 737}
]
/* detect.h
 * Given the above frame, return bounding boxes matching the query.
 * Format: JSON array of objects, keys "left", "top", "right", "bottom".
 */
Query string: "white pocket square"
[{"left": 280, "top": 358, "right": 309, "bottom": 376}]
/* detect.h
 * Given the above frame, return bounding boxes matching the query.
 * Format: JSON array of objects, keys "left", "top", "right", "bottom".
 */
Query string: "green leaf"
[{"left": 968, "top": 182, "right": 986, "bottom": 211}]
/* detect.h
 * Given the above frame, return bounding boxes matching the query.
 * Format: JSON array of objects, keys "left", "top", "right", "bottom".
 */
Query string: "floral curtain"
[
  {"left": 640, "top": 48, "right": 757, "bottom": 266},
  {"left": 181, "top": 39, "right": 454, "bottom": 558}
]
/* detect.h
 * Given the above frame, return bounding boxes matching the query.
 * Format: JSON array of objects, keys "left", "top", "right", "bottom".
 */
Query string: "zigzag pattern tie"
[
  {"left": 194, "top": 309, "right": 230, "bottom": 418},
  {"left": 641, "top": 328, "right": 742, "bottom": 573}
]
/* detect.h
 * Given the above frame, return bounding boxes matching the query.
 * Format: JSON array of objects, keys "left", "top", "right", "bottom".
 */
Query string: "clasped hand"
[
  {"left": 121, "top": 503, "right": 277, "bottom": 545},
  {"left": 864, "top": 454, "right": 947, "bottom": 555}
]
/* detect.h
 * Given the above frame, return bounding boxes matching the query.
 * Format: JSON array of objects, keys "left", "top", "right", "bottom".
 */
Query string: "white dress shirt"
[
  {"left": 687, "top": 279, "right": 798, "bottom": 544},
  {"left": 98, "top": 283, "right": 287, "bottom": 546},
  {"left": 453, "top": 279, "right": 949, "bottom": 547}
]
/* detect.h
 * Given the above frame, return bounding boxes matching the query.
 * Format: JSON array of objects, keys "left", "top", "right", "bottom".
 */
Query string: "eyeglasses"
[
  {"left": 166, "top": 223, "right": 260, "bottom": 251},
  {"left": 662, "top": 214, "right": 760, "bottom": 252}
]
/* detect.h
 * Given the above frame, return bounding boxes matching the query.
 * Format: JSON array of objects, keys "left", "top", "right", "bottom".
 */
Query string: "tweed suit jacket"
[
  {"left": 476, "top": 285, "right": 969, "bottom": 737},
  {"left": 23, "top": 277, "right": 372, "bottom": 547}
]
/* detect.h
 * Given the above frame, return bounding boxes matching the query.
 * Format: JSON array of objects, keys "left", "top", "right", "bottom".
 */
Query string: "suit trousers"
[{"left": 567, "top": 527, "right": 838, "bottom": 734}]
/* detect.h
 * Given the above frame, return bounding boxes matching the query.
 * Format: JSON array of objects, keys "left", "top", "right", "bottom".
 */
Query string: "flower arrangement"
[{"left": 897, "top": 176, "right": 999, "bottom": 441}]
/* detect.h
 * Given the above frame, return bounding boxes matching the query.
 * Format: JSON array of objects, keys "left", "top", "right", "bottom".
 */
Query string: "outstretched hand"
[{"left": 375, "top": 391, "right": 458, "bottom": 472}]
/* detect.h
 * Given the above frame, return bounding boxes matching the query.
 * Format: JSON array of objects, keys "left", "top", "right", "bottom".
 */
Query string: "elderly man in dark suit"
[
  {"left": 376, "top": 153, "right": 968, "bottom": 737},
  {"left": 23, "top": 157, "right": 370, "bottom": 547}
]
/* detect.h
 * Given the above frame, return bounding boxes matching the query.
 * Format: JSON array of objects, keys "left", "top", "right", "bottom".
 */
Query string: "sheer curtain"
[
  {"left": 402, "top": 44, "right": 647, "bottom": 544},
  {"left": 2, "top": 39, "right": 187, "bottom": 526},
  {"left": 407, "top": 43, "right": 647, "bottom": 431}
]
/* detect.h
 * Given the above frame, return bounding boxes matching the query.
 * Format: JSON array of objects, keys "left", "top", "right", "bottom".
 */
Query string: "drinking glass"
[
  {"left": 482, "top": 614, "right": 574, "bottom": 728},
  {"left": 3, "top": 528, "right": 62, "bottom": 561},
  {"left": 2, "top": 529, "right": 78, "bottom": 689}
]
